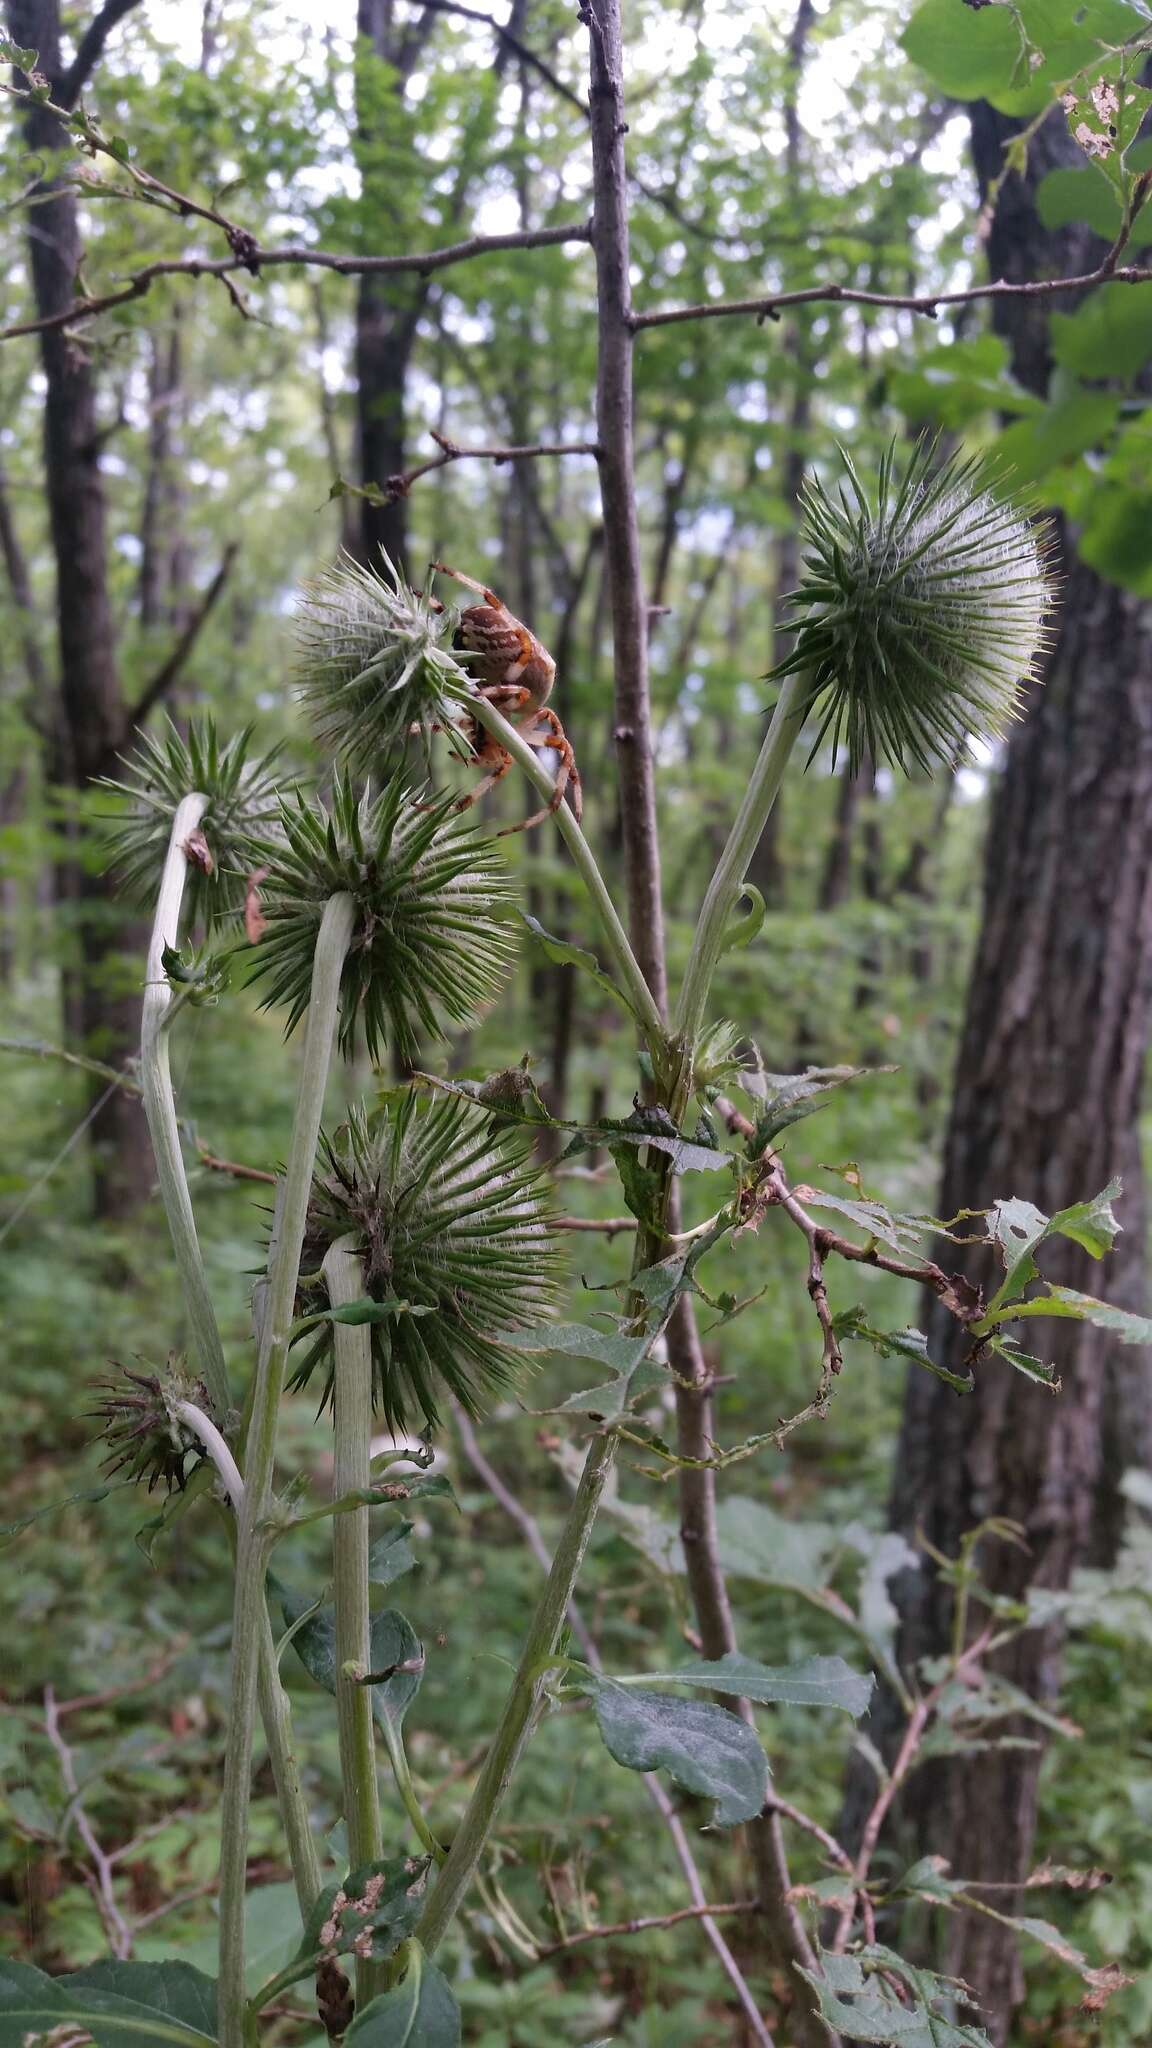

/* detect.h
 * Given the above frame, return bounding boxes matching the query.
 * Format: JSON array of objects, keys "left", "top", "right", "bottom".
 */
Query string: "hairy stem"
[
  {"left": 323, "top": 1239, "right": 384, "bottom": 2006},
  {"left": 217, "top": 893, "right": 356, "bottom": 2048},
  {"left": 140, "top": 794, "right": 232, "bottom": 1421},
  {"left": 676, "top": 673, "right": 808, "bottom": 1046},
  {"left": 176, "top": 1399, "right": 323, "bottom": 1919}
]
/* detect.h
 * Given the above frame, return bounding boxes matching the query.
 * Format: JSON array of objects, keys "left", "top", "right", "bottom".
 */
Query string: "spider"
[{"left": 427, "top": 562, "right": 582, "bottom": 836}]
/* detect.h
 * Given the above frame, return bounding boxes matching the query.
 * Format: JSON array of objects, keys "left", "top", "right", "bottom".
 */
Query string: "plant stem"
[
  {"left": 176, "top": 1400, "right": 322, "bottom": 1920},
  {"left": 217, "top": 892, "right": 356, "bottom": 2048},
  {"left": 323, "top": 1238, "right": 385, "bottom": 2006},
  {"left": 675, "top": 673, "right": 808, "bottom": 1047},
  {"left": 414, "top": 1422, "right": 618, "bottom": 1956},
  {"left": 141, "top": 793, "right": 232, "bottom": 1421},
  {"left": 465, "top": 693, "right": 664, "bottom": 1048}
]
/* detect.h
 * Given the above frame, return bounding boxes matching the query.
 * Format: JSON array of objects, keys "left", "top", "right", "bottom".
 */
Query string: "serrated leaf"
[
  {"left": 799, "top": 1943, "right": 994, "bottom": 2046},
  {"left": 345, "top": 1943, "right": 460, "bottom": 2047},
  {"left": 587, "top": 1679, "right": 769, "bottom": 1825},
  {"left": 796, "top": 1186, "right": 925, "bottom": 1254},
  {"left": 982, "top": 1178, "right": 1121, "bottom": 1320},
  {"left": 631, "top": 1652, "right": 873, "bottom": 1718},
  {"left": 983, "top": 1331, "right": 1061, "bottom": 1389},
  {"left": 505, "top": 1319, "right": 666, "bottom": 1419},
  {"left": 996, "top": 1284, "right": 1152, "bottom": 1342},
  {"left": 737, "top": 1064, "right": 886, "bottom": 1144}
]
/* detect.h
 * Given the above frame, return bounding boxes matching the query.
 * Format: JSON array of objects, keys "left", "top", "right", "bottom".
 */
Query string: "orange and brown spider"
[{"left": 427, "top": 562, "right": 582, "bottom": 836}]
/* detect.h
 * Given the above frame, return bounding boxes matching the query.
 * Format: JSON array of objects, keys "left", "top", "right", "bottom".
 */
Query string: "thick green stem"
[
  {"left": 465, "top": 694, "right": 665, "bottom": 1048},
  {"left": 415, "top": 1422, "right": 619, "bottom": 1956},
  {"left": 141, "top": 794, "right": 232, "bottom": 1421},
  {"left": 217, "top": 892, "right": 356, "bottom": 2048},
  {"left": 675, "top": 674, "right": 808, "bottom": 1047},
  {"left": 175, "top": 1401, "right": 323, "bottom": 1917},
  {"left": 323, "top": 1239, "right": 385, "bottom": 2007}
]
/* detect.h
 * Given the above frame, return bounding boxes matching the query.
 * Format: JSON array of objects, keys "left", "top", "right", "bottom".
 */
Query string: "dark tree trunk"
[
  {"left": 9, "top": 0, "right": 151, "bottom": 1215},
  {"left": 870, "top": 100, "right": 1152, "bottom": 2041}
]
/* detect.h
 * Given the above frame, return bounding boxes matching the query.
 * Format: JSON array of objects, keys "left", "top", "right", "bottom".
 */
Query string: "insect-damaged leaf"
[
  {"left": 833, "top": 1307, "right": 974, "bottom": 1393},
  {"left": 799, "top": 1943, "right": 993, "bottom": 2045},
  {"left": 981, "top": 1178, "right": 1122, "bottom": 1320},
  {"left": 504, "top": 1320, "right": 666, "bottom": 1419},
  {"left": 737, "top": 1064, "right": 892, "bottom": 1147},
  {"left": 583, "top": 1677, "right": 769, "bottom": 1825},
  {"left": 276, "top": 1857, "right": 431, "bottom": 1990}
]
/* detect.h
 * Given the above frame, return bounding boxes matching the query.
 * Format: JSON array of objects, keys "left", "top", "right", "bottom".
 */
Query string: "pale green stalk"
[
  {"left": 675, "top": 674, "right": 808, "bottom": 1047},
  {"left": 415, "top": 1424, "right": 618, "bottom": 1955},
  {"left": 174, "top": 1399, "right": 324, "bottom": 1918},
  {"left": 218, "top": 892, "right": 356, "bottom": 2048},
  {"left": 464, "top": 695, "right": 665, "bottom": 1047},
  {"left": 323, "top": 1239, "right": 385, "bottom": 2008},
  {"left": 141, "top": 793, "right": 232, "bottom": 1421},
  {"left": 143, "top": 808, "right": 321, "bottom": 1920}
]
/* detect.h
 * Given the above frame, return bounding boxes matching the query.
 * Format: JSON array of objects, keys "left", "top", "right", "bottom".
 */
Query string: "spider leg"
[
  {"left": 496, "top": 708, "right": 582, "bottom": 834},
  {"left": 430, "top": 560, "right": 502, "bottom": 607}
]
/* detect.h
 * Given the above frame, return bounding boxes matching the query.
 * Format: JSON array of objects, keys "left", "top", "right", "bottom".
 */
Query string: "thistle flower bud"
[
  {"left": 101, "top": 718, "right": 284, "bottom": 926},
  {"left": 246, "top": 777, "right": 516, "bottom": 1062},
  {"left": 296, "top": 552, "right": 470, "bottom": 773},
  {"left": 775, "top": 441, "right": 1054, "bottom": 772},
  {"left": 91, "top": 1357, "right": 209, "bottom": 1493},
  {"left": 291, "top": 1093, "right": 561, "bottom": 1433}
]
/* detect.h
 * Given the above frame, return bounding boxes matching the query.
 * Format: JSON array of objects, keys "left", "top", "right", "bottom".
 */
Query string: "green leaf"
[
  {"left": 1035, "top": 166, "right": 1126, "bottom": 239},
  {"left": 798, "top": 1186, "right": 926, "bottom": 1255},
  {"left": 901, "top": 0, "right": 1024, "bottom": 100},
  {"left": 504, "top": 1320, "right": 666, "bottom": 1419},
  {"left": 368, "top": 1521, "right": 417, "bottom": 1588},
  {"left": 890, "top": 336, "right": 1041, "bottom": 430},
  {"left": 0, "top": 1482, "right": 118, "bottom": 1549},
  {"left": 291, "top": 1297, "right": 436, "bottom": 1339},
  {"left": 981, "top": 1178, "right": 1121, "bottom": 1319},
  {"left": 1004, "top": 1285, "right": 1152, "bottom": 1343},
  {"left": 63, "top": 1966, "right": 216, "bottom": 2043},
  {"left": 630, "top": 1652, "right": 874, "bottom": 1718},
  {"left": 1080, "top": 485, "right": 1152, "bottom": 595},
  {"left": 0, "top": 36, "right": 38, "bottom": 70},
  {"left": 365, "top": 1609, "right": 424, "bottom": 1739},
  {"left": 799, "top": 1945, "right": 993, "bottom": 2045},
  {"left": 0, "top": 1961, "right": 217, "bottom": 2048},
  {"left": 517, "top": 912, "right": 638, "bottom": 1022},
  {"left": 713, "top": 1497, "right": 838, "bottom": 1592},
  {"left": 983, "top": 1331, "right": 1061, "bottom": 1389},
  {"left": 345, "top": 1944, "right": 460, "bottom": 2047},
  {"left": 993, "top": 390, "right": 1120, "bottom": 484},
  {"left": 586, "top": 1679, "right": 769, "bottom": 1825},
  {"left": 1052, "top": 292, "right": 1152, "bottom": 381},
  {"left": 738, "top": 1064, "right": 886, "bottom": 1145},
  {"left": 833, "top": 1307, "right": 974, "bottom": 1394}
]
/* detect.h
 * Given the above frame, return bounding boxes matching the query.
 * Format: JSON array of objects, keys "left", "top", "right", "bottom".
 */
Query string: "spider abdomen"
[{"left": 456, "top": 604, "right": 556, "bottom": 707}]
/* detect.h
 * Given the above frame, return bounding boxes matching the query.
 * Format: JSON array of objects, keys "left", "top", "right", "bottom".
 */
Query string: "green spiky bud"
[
  {"left": 246, "top": 777, "right": 517, "bottom": 1062},
  {"left": 295, "top": 552, "right": 472, "bottom": 773},
  {"left": 775, "top": 441, "right": 1054, "bottom": 772},
  {"left": 291, "top": 1092, "right": 561, "bottom": 1433},
  {"left": 100, "top": 717, "right": 284, "bottom": 926}
]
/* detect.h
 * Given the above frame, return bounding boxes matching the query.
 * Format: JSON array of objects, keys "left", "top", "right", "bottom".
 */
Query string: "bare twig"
[
  {"left": 378, "top": 426, "right": 600, "bottom": 500},
  {"left": 631, "top": 255, "right": 1152, "bottom": 332},
  {"left": 536, "top": 1896, "right": 760, "bottom": 1957},
  {"left": 44, "top": 1685, "right": 134, "bottom": 1958},
  {"left": 452, "top": 1406, "right": 776, "bottom": 2047},
  {"left": 58, "top": 0, "right": 145, "bottom": 109},
  {"left": 0, "top": 224, "right": 595, "bottom": 345},
  {"left": 412, "top": 0, "right": 588, "bottom": 115},
  {"left": 553, "top": 1213, "right": 636, "bottom": 1236}
]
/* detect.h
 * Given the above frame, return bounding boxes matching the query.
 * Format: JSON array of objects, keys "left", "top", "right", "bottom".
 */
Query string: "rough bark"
[
  {"left": 9, "top": 0, "right": 151, "bottom": 1214},
  {"left": 873, "top": 100, "right": 1152, "bottom": 2040}
]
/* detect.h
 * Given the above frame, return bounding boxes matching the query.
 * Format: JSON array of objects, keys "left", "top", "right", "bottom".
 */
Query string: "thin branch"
[
  {"left": 413, "top": 0, "right": 587, "bottom": 114},
  {"left": 452, "top": 1407, "right": 775, "bottom": 2047},
  {"left": 378, "top": 426, "right": 600, "bottom": 500},
  {"left": 58, "top": 0, "right": 145, "bottom": 109},
  {"left": 768, "top": 1794, "right": 854, "bottom": 1875},
  {"left": 124, "top": 542, "right": 237, "bottom": 733},
  {"left": 0, "top": 223, "right": 594, "bottom": 345},
  {"left": 632, "top": 257, "right": 1152, "bottom": 331},
  {"left": 554, "top": 1213, "right": 636, "bottom": 1236},
  {"left": 536, "top": 1897, "right": 759, "bottom": 1957},
  {"left": 44, "top": 1685, "right": 134, "bottom": 1958}
]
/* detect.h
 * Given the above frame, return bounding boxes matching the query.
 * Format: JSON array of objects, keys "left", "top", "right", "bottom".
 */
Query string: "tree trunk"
[
  {"left": 874, "top": 100, "right": 1152, "bottom": 2041},
  {"left": 9, "top": 0, "right": 151, "bottom": 1215}
]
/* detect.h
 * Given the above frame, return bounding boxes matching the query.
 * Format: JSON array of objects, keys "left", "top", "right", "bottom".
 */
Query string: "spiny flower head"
[
  {"left": 291, "top": 1091, "right": 562, "bottom": 1433},
  {"left": 90, "top": 1357, "right": 208, "bottom": 1494},
  {"left": 101, "top": 717, "right": 284, "bottom": 925},
  {"left": 246, "top": 777, "right": 517, "bottom": 1062},
  {"left": 774, "top": 441, "right": 1054, "bottom": 772},
  {"left": 295, "top": 552, "right": 472, "bottom": 774}
]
